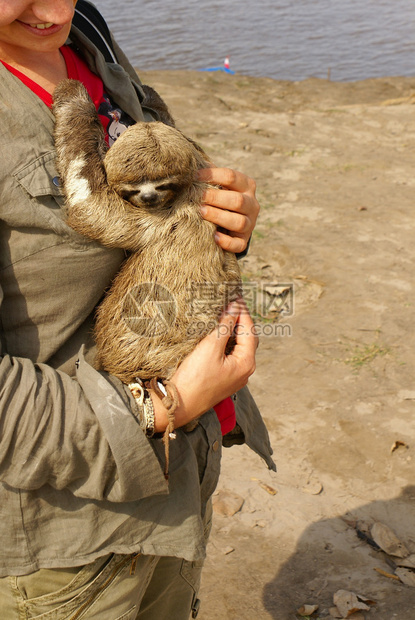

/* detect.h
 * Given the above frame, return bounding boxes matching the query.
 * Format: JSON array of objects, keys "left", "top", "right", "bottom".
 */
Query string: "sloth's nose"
[{"left": 140, "top": 190, "right": 159, "bottom": 204}]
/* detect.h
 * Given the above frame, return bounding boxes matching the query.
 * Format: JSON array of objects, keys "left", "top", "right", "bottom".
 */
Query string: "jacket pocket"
[
  {"left": 14, "top": 151, "right": 64, "bottom": 206},
  {"left": 16, "top": 553, "right": 132, "bottom": 619},
  {"left": 13, "top": 151, "right": 97, "bottom": 249}
]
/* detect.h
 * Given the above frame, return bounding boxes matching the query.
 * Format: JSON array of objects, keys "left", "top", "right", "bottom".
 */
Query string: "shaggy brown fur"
[{"left": 52, "top": 79, "right": 241, "bottom": 384}]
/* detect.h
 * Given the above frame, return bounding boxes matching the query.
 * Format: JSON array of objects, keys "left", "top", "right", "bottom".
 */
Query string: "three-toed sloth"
[{"left": 52, "top": 79, "right": 241, "bottom": 385}]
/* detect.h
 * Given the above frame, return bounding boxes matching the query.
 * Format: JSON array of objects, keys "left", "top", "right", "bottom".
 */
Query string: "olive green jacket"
[{"left": 0, "top": 25, "right": 275, "bottom": 576}]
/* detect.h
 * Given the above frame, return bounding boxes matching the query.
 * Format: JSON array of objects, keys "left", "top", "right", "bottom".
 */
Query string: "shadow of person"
[{"left": 263, "top": 486, "right": 415, "bottom": 619}]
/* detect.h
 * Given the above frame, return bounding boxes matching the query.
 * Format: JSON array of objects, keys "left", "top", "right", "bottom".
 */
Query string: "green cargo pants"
[
  {"left": 0, "top": 502, "right": 212, "bottom": 619},
  {"left": 0, "top": 552, "right": 203, "bottom": 619}
]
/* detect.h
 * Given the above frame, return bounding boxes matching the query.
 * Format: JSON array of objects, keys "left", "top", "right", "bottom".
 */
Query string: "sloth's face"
[{"left": 117, "top": 178, "right": 184, "bottom": 210}]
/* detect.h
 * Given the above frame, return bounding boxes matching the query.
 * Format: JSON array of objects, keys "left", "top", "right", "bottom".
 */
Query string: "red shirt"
[
  {"left": 0, "top": 46, "right": 134, "bottom": 144},
  {"left": 214, "top": 396, "right": 236, "bottom": 435}
]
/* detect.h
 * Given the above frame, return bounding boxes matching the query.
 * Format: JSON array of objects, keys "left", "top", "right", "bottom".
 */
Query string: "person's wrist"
[
  {"left": 150, "top": 382, "right": 205, "bottom": 431},
  {"left": 149, "top": 389, "right": 170, "bottom": 433},
  {"left": 144, "top": 380, "right": 180, "bottom": 479}
]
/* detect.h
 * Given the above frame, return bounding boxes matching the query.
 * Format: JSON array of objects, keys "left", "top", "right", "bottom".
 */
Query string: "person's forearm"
[{"left": 0, "top": 352, "right": 168, "bottom": 501}]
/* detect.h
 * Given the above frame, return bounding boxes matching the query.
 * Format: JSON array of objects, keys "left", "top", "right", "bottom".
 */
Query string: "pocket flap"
[{"left": 14, "top": 151, "right": 63, "bottom": 198}]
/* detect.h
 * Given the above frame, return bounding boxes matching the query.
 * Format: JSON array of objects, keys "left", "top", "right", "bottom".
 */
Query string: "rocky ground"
[{"left": 141, "top": 69, "right": 415, "bottom": 620}]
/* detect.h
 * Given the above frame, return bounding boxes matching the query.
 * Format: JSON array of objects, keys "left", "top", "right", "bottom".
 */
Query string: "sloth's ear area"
[{"left": 183, "top": 135, "right": 213, "bottom": 169}]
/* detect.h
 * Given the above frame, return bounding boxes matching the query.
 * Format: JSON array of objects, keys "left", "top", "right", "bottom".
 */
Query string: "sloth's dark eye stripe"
[
  {"left": 156, "top": 182, "right": 180, "bottom": 192},
  {"left": 121, "top": 190, "right": 138, "bottom": 200}
]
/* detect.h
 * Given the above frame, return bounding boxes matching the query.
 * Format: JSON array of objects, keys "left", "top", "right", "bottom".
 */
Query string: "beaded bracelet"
[
  {"left": 128, "top": 378, "right": 155, "bottom": 438},
  {"left": 128, "top": 377, "right": 178, "bottom": 479}
]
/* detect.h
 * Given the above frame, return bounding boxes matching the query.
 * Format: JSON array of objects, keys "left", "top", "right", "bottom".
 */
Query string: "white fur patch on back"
[{"left": 66, "top": 156, "right": 92, "bottom": 203}]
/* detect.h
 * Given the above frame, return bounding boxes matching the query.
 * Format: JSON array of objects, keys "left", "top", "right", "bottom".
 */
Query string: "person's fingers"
[
  {"left": 232, "top": 301, "right": 258, "bottom": 360},
  {"left": 198, "top": 167, "right": 256, "bottom": 196},
  {"left": 200, "top": 203, "right": 249, "bottom": 233},
  {"left": 202, "top": 187, "right": 248, "bottom": 214},
  {"left": 214, "top": 230, "right": 247, "bottom": 253},
  {"left": 210, "top": 300, "right": 241, "bottom": 354},
  {"left": 198, "top": 168, "right": 259, "bottom": 254}
]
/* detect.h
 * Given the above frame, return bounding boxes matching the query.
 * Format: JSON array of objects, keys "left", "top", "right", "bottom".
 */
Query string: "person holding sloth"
[{"left": 0, "top": 1, "right": 274, "bottom": 618}]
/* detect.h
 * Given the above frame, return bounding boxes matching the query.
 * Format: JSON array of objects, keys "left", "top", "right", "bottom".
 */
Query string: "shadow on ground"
[{"left": 263, "top": 486, "right": 415, "bottom": 619}]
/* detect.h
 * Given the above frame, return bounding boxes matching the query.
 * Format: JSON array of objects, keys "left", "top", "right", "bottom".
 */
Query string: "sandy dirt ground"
[{"left": 141, "top": 70, "right": 415, "bottom": 620}]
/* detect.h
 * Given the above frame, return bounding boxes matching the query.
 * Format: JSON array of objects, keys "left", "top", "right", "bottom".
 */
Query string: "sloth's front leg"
[
  {"left": 52, "top": 79, "right": 107, "bottom": 192},
  {"left": 52, "top": 80, "right": 133, "bottom": 248}
]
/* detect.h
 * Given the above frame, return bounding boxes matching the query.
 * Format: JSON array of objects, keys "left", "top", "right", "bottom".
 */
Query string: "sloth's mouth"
[
  {"left": 124, "top": 194, "right": 162, "bottom": 208},
  {"left": 133, "top": 199, "right": 174, "bottom": 210}
]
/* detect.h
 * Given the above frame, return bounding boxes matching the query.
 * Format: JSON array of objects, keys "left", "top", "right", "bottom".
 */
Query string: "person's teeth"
[{"left": 30, "top": 23, "right": 54, "bottom": 30}]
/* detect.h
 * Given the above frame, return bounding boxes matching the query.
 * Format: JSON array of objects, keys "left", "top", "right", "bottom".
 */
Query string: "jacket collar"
[{"left": 68, "top": 25, "right": 147, "bottom": 124}]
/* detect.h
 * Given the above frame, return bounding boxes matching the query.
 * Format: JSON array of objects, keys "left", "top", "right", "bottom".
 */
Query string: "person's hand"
[
  {"left": 197, "top": 167, "right": 259, "bottom": 254},
  {"left": 150, "top": 300, "right": 257, "bottom": 431}
]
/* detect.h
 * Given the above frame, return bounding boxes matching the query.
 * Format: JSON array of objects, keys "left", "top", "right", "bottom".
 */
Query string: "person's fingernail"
[{"left": 200, "top": 206, "right": 207, "bottom": 216}]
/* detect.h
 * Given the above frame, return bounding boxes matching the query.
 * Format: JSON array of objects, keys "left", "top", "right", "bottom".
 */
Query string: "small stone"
[
  {"left": 212, "top": 490, "right": 244, "bottom": 517},
  {"left": 302, "top": 480, "right": 323, "bottom": 495},
  {"left": 297, "top": 603, "right": 319, "bottom": 616}
]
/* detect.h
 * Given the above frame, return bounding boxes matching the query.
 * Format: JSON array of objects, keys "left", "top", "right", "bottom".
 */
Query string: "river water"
[{"left": 94, "top": 0, "right": 415, "bottom": 82}]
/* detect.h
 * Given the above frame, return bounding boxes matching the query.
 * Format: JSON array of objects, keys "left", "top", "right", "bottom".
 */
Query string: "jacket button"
[
  {"left": 52, "top": 176, "right": 61, "bottom": 187},
  {"left": 212, "top": 440, "right": 219, "bottom": 452},
  {"left": 191, "top": 597, "right": 201, "bottom": 618}
]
